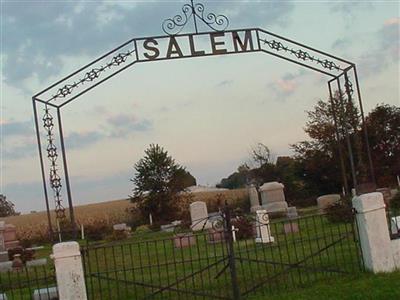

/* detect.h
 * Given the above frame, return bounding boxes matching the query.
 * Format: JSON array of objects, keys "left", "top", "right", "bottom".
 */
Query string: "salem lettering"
[{"left": 139, "top": 30, "right": 256, "bottom": 61}]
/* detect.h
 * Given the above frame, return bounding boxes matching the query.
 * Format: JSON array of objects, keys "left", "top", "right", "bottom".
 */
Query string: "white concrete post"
[
  {"left": 52, "top": 242, "right": 87, "bottom": 300},
  {"left": 352, "top": 192, "right": 395, "bottom": 273}
]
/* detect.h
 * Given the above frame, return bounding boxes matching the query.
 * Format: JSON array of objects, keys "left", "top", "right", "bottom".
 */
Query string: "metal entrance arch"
[{"left": 32, "top": 1, "right": 375, "bottom": 234}]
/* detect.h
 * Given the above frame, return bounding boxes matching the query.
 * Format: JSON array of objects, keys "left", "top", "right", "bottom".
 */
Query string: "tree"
[
  {"left": 0, "top": 195, "right": 18, "bottom": 217},
  {"left": 217, "top": 164, "right": 250, "bottom": 189},
  {"left": 291, "top": 92, "right": 365, "bottom": 195},
  {"left": 130, "top": 144, "right": 195, "bottom": 221},
  {"left": 251, "top": 143, "right": 272, "bottom": 167},
  {"left": 365, "top": 104, "right": 400, "bottom": 186}
]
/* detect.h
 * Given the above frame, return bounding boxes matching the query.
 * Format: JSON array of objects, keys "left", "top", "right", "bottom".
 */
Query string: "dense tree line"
[{"left": 217, "top": 101, "right": 400, "bottom": 206}]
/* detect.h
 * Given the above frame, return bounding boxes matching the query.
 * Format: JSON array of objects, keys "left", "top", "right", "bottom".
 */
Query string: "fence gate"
[{"left": 81, "top": 206, "right": 364, "bottom": 300}]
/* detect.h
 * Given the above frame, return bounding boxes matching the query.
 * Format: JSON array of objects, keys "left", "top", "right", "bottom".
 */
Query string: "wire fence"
[{"left": 81, "top": 206, "right": 364, "bottom": 300}]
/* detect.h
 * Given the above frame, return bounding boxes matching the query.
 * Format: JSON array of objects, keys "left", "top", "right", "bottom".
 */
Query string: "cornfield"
[{"left": 1, "top": 189, "right": 247, "bottom": 242}]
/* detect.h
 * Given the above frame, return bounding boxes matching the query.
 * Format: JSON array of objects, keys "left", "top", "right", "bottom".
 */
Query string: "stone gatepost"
[
  {"left": 352, "top": 192, "right": 395, "bottom": 273},
  {"left": 52, "top": 242, "right": 87, "bottom": 300}
]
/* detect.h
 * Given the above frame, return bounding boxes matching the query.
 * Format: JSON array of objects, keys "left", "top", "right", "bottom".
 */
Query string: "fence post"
[
  {"left": 352, "top": 192, "right": 395, "bottom": 273},
  {"left": 52, "top": 241, "right": 88, "bottom": 300},
  {"left": 224, "top": 202, "right": 241, "bottom": 300}
]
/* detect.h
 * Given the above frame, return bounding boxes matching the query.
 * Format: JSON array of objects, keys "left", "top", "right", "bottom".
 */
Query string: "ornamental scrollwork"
[
  {"left": 162, "top": 3, "right": 193, "bottom": 36},
  {"left": 162, "top": 1, "right": 229, "bottom": 36},
  {"left": 50, "top": 49, "right": 135, "bottom": 101},
  {"left": 262, "top": 38, "right": 343, "bottom": 72},
  {"left": 43, "top": 107, "right": 66, "bottom": 219},
  {"left": 193, "top": 3, "right": 229, "bottom": 32}
]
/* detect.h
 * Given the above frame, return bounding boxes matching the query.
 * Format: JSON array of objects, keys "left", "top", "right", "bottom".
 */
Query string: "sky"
[{"left": 1, "top": 0, "right": 399, "bottom": 213}]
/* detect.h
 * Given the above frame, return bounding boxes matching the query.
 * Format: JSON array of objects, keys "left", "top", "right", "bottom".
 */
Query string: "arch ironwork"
[{"left": 32, "top": 1, "right": 375, "bottom": 236}]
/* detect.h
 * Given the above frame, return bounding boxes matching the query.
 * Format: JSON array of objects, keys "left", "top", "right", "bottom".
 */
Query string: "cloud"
[
  {"left": 330, "top": 2, "right": 374, "bottom": 19},
  {"left": 216, "top": 80, "right": 234, "bottom": 88},
  {"left": 358, "top": 19, "right": 399, "bottom": 77},
  {"left": 2, "top": 119, "right": 33, "bottom": 137},
  {"left": 265, "top": 69, "right": 306, "bottom": 101},
  {"left": 332, "top": 37, "right": 353, "bottom": 50},
  {"left": 3, "top": 142, "right": 36, "bottom": 160},
  {"left": 107, "top": 113, "right": 152, "bottom": 137},
  {"left": 1, "top": 1, "right": 294, "bottom": 88},
  {"left": 65, "top": 131, "right": 104, "bottom": 149},
  {"left": 384, "top": 17, "right": 400, "bottom": 26}
]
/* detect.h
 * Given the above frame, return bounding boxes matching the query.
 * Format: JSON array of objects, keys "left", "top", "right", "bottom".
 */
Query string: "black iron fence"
[
  {"left": 81, "top": 206, "right": 364, "bottom": 300},
  {"left": 0, "top": 263, "right": 57, "bottom": 299}
]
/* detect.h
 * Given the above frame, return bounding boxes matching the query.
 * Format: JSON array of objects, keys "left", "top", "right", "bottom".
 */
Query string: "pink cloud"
[
  {"left": 384, "top": 17, "right": 400, "bottom": 26},
  {"left": 276, "top": 79, "right": 297, "bottom": 94}
]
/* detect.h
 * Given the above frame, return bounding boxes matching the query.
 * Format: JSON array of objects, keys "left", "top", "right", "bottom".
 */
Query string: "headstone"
[
  {"left": 190, "top": 201, "right": 211, "bottom": 231},
  {"left": 255, "top": 210, "right": 274, "bottom": 243},
  {"left": 207, "top": 229, "right": 225, "bottom": 244},
  {"left": 0, "top": 293, "right": 7, "bottom": 300},
  {"left": 208, "top": 212, "right": 223, "bottom": 229},
  {"left": 33, "top": 287, "right": 58, "bottom": 300},
  {"left": 232, "top": 225, "right": 237, "bottom": 242},
  {"left": 0, "top": 252, "right": 8, "bottom": 263},
  {"left": 26, "top": 258, "right": 48, "bottom": 267},
  {"left": 317, "top": 194, "right": 340, "bottom": 211},
  {"left": 248, "top": 185, "right": 262, "bottom": 212},
  {"left": 284, "top": 207, "right": 299, "bottom": 234},
  {"left": 160, "top": 224, "right": 175, "bottom": 232},
  {"left": 173, "top": 233, "right": 196, "bottom": 248},
  {"left": 3, "top": 224, "right": 19, "bottom": 250},
  {"left": 113, "top": 223, "right": 128, "bottom": 231},
  {"left": 0, "top": 222, "right": 5, "bottom": 252},
  {"left": 391, "top": 216, "right": 400, "bottom": 236},
  {"left": 0, "top": 261, "right": 12, "bottom": 273},
  {"left": 259, "top": 182, "right": 288, "bottom": 215}
]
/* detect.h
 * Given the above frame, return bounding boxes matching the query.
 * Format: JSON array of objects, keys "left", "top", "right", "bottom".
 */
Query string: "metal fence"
[
  {"left": 0, "top": 263, "right": 57, "bottom": 299},
  {"left": 81, "top": 206, "right": 364, "bottom": 300}
]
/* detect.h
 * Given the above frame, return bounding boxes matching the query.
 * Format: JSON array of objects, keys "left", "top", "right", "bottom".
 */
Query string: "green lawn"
[
  {"left": 1, "top": 212, "right": 397, "bottom": 299},
  {"left": 250, "top": 271, "right": 400, "bottom": 300}
]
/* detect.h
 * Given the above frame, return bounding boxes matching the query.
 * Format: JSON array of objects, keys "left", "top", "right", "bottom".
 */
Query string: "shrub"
[
  {"left": 135, "top": 224, "right": 152, "bottom": 234},
  {"left": 106, "top": 230, "right": 129, "bottom": 241},
  {"left": 231, "top": 216, "right": 254, "bottom": 240},
  {"left": 83, "top": 219, "right": 113, "bottom": 241},
  {"left": 325, "top": 197, "right": 354, "bottom": 223}
]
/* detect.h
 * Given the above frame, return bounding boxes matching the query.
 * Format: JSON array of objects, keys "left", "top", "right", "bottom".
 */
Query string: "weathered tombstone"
[
  {"left": 208, "top": 212, "right": 223, "bottom": 228},
  {"left": 173, "top": 233, "right": 196, "bottom": 248},
  {"left": 3, "top": 224, "right": 19, "bottom": 250},
  {"left": 259, "top": 182, "right": 288, "bottom": 215},
  {"left": 248, "top": 185, "right": 262, "bottom": 212},
  {"left": 33, "top": 287, "right": 58, "bottom": 300},
  {"left": 0, "top": 222, "right": 5, "bottom": 252},
  {"left": 317, "top": 194, "right": 340, "bottom": 211},
  {"left": 0, "top": 252, "right": 8, "bottom": 263},
  {"left": 391, "top": 216, "right": 400, "bottom": 236},
  {"left": 26, "top": 258, "right": 48, "bottom": 267},
  {"left": 190, "top": 201, "right": 211, "bottom": 231},
  {"left": 113, "top": 223, "right": 127, "bottom": 231},
  {"left": 160, "top": 224, "right": 175, "bottom": 233},
  {"left": 207, "top": 228, "right": 225, "bottom": 244},
  {"left": 0, "top": 261, "right": 12, "bottom": 273},
  {"left": 284, "top": 207, "right": 299, "bottom": 234},
  {"left": 255, "top": 210, "right": 274, "bottom": 243}
]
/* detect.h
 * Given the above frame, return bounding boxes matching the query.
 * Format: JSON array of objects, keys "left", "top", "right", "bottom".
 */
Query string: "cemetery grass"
[
  {"left": 1, "top": 213, "right": 365, "bottom": 299},
  {"left": 249, "top": 271, "right": 400, "bottom": 300},
  {"left": 81, "top": 215, "right": 362, "bottom": 300}
]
